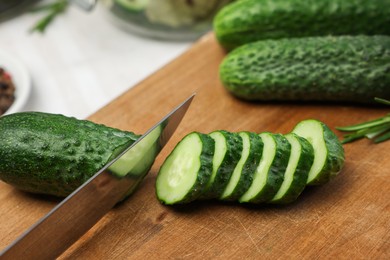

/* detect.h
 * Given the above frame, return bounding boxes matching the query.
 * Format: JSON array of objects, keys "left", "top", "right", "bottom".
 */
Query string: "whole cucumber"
[
  {"left": 0, "top": 112, "right": 140, "bottom": 197},
  {"left": 214, "top": 0, "right": 390, "bottom": 50},
  {"left": 219, "top": 35, "right": 390, "bottom": 104}
]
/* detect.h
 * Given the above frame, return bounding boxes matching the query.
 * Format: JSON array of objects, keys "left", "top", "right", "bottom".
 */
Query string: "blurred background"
[{"left": 0, "top": 0, "right": 231, "bottom": 118}]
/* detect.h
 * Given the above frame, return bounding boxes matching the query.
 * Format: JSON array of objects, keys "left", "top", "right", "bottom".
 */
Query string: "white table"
[{"left": 0, "top": 2, "right": 192, "bottom": 119}]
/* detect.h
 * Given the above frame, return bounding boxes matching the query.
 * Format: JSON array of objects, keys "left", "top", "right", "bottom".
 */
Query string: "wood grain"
[{"left": 1, "top": 33, "right": 389, "bottom": 259}]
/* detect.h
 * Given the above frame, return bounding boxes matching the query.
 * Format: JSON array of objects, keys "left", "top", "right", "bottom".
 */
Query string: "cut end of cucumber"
[
  {"left": 207, "top": 131, "right": 228, "bottom": 190},
  {"left": 156, "top": 133, "right": 202, "bottom": 204},
  {"left": 109, "top": 125, "right": 161, "bottom": 178},
  {"left": 292, "top": 119, "right": 337, "bottom": 185},
  {"left": 220, "top": 132, "right": 250, "bottom": 199},
  {"left": 271, "top": 134, "right": 301, "bottom": 201},
  {"left": 239, "top": 132, "right": 275, "bottom": 202},
  {"left": 156, "top": 119, "right": 343, "bottom": 205}
]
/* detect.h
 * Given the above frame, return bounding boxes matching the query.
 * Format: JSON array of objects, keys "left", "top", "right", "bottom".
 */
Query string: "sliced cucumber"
[
  {"left": 156, "top": 132, "right": 214, "bottom": 205},
  {"left": 292, "top": 119, "right": 345, "bottom": 185},
  {"left": 270, "top": 133, "right": 314, "bottom": 204},
  {"left": 108, "top": 125, "right": 161, "bottom": 178},
  {"left": 155, "top": 119, "right": 345, "bottom": 205},
  {"left": 221, "top": 132, "right": 263, "bottom": 201},
  {"left": 202, "top": 130, "right": 243, "bottom": 199},
  {"left": 239, "top": 133, "right": 290, "bottom": 203}
]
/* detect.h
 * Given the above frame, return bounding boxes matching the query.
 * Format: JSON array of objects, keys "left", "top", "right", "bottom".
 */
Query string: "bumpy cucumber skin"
[
  {"left": 246, "top": 134, "right": 291, "bottom": 204},
  {"left": 313, "top": 122, "right": 345, "bottom": 185},
  {"left": 0, "top": 112, "right": 139, "bottom": 197},
  {"left": 220, "top": 35, "right": 390, "bottom": 104},
  {"left": 202, "top": 131, "right": 243, "bottom": 199},
  {"left": 293, "top": 120, "right": 345, "bottom": 185},
  {"left": 270, "top": 134, "right": 314, "bottom": 204},
  {"left": 157, "top": 132, "right": 215, "bottom": 205},
  {"left": 192, "top": 134, "right": 215, "bottom": 202},
  {"left": 222, "top": 132, "right": 263, "bottom": 201},
  {"left": 214, "top": 0, "right": 390, "bottom": 50}
]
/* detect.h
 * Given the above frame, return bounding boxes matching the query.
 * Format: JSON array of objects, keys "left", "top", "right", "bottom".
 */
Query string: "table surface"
[{"left": 0, "top": 1, "right": 191, "bottom": 119}]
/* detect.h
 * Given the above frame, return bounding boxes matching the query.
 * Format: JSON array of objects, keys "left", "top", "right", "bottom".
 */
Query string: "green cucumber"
[
  {"left": 108, "top": 124, "right": 162, "bottom": 178},
  {"left": 202, "top": 130, "right": 243, "bottom": 199},
  {"left": 0, "top": 112, "right": 139, "bottom": 197},
  {"left": 239, "top": 133, "right": 290, "bottom": 203},
  {"left": 156, "top": 132, "right": 214, "bottom": 205},
  {"left": 220, "top": 132, "right": 263, "bottom": 201},
  {"left": 214, "top": 0, "right": 390, "bottom": 50},
  {"left": 155, "top": 120, "right": 345, "bottom": 205},
  {"left": 292, "top": 120, "right": 345, "bottom": 185},
  {"left": 270, "top": 133, "right": 314, "bottom": 204},
  {"left": 219, "top": 35, "right": 390, "bottom": 104},
  {"left": 114, "top": 0, "right": 149, "bottom": 12}
]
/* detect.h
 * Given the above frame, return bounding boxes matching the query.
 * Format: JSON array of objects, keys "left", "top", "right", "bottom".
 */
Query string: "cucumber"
[
  {"left": 219, "top": 35, "right": 390, "bottom": 104},
  {"left": 201, "top": 130, "right": 243, "bottom": 199},
  {"left": 270, "top": 134, "right": 314, "bottom": 204},
  {"left": 214, "top": 0, "right": 390, "bottom": 50},
  {"left": 220, "top": 132, "right": 263, "bottom": 201},
  {"left": 108, "top": 124, "right": 162, "bottom": 178},
  {"left": 114, "top": 0, "right": 149, "bottom": 12},
  {"left": 155, "top": 120, "right": 345, "bottom": 205},
  {"left": 292, "top": 120, "right": 345, "bottom": 185},
  {"left": 156, "top": 132, "right": 214, "bottom": 205},
  {"left": 0, "top": 112, "right": 139, "bottom": 197},
  {"left": 239, "top": 133, "right": 290, "bottom": 203}
]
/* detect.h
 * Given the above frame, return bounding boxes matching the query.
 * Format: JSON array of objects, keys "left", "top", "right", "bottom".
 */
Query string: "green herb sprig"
[
  {"left": 30, "top": 0, "right": 69, "bottom": 33},
  {"left": 337, "top": 98, "right": 390, "bottom": 144}
]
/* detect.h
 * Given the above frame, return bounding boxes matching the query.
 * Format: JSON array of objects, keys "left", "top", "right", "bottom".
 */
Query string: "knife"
[{"left": 0, "top": 94, "right": 194, "bottom": 259}]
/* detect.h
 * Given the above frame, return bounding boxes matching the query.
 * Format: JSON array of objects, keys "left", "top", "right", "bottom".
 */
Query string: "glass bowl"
[{"left": 102, "top": 0, "right": 233, "bottom": 41}]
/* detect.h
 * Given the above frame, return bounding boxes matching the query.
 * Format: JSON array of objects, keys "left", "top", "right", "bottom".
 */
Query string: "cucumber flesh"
[
  {"left": 222, "top": 132, "right": 263, "bottom": 201},
  {"left": 240, "top": 133, "right": 290, "bottom": 203},
  {"left": 271, "top": 133, "right": 313, "bottom": 204},
  {"left": 292, "top": 120, "right": 345, "bottom": 185},
  {"left": 108, "top": 125, "right": 161, "bottom": 177},
  {"left": 203, "top": 131, "right": 243, "bottom": 199},
  {"left": 155, "top": 120, "right": 344, "bottom": 205},
  {"left": 239, "top": 132, "right": 275, "bottom": 202},
  {"left": 206, "top": 131, "right": 228, "bottom": 191},
  {"left": 294, "top": 121, "right": 325, "bottom": 184},
  {"left": 156, "top": 132, "right": 214, "bottom": 204},
  {"left": 220, "top": 132, "right": 251, "bottom": 199}
]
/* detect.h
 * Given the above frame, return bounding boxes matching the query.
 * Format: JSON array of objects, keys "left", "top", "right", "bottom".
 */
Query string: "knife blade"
[{"left": 0, "top": 94, "right": 194, "bottom": 259}]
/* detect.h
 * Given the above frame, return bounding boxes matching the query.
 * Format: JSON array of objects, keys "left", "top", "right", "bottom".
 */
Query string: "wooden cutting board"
[{"left": 1, "top": 33, "right": 389, "bottom": 259}]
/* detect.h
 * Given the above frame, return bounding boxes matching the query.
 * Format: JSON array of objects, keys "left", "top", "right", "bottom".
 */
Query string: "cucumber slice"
[
  {"left": 108, "top": 125, "right": 161, "bottom": 178},
  {"left": 202, "top": 130, "right": 243, "bottom": 199},
  {"left": 292, "top": 119, "right": 345, "bottom": 185},
  {"left": 270, "top": 133, "right": 314, "bottom": 204},
  {"left": 114, "top": 0, "right": 149, "bottom": 12},
  {"left": 220, "top": 132, "right": 263, "bottom": 201},
  {"left": 239, "top": 133, "right": 290, "bottom": 203},
  {"left": 156, "top": 132, "right": 214, "bottom": 204}
]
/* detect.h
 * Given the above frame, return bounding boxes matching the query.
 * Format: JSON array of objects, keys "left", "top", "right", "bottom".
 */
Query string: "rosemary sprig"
[
  {"left": 336, "top": 98, "right": 390, "bottom": 144},
  {"left": 30, "top": 0, "right": 69, "bottom": 33}
]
